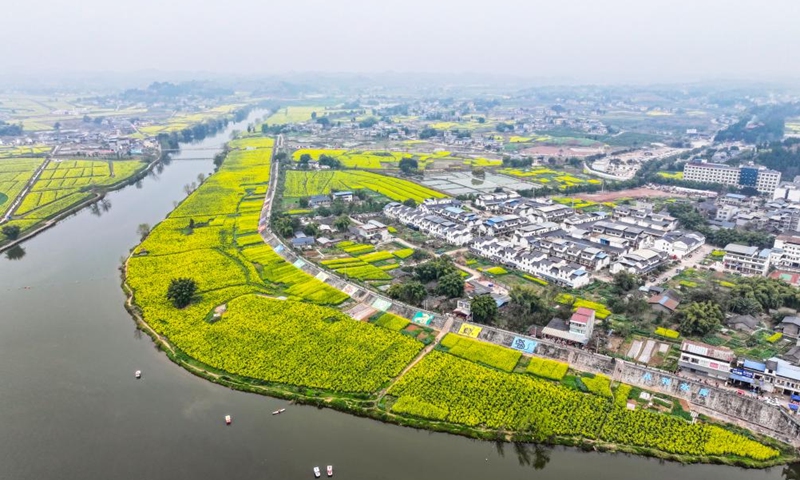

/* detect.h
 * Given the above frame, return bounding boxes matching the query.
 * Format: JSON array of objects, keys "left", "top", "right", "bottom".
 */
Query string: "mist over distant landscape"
[{"left": 2, "top": 0, "right": 799, "bottom": 84}]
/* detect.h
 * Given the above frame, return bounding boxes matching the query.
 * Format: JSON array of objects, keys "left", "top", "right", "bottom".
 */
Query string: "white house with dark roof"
[{"left": 722, "top": 243, "right": 771, "bottom": 276}]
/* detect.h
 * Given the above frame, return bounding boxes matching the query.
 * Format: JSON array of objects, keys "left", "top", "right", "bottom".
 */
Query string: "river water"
[{"left": 0, "top": 111, "right": 795, "bottom": 480}]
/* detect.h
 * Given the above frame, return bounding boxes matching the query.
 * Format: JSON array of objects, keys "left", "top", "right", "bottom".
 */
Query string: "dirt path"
[{"left": 377, "top": 316, "right": 454, "bottom": 400}]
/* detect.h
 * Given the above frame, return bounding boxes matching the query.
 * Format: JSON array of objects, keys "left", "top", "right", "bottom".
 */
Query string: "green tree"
[
  {"left": 403, "top": 198, "right": 417, "bottom": 208},
  {"left": 387, "top": 281, "right": 427, "bottom": 305},
  {"left": 399, "top": 157, "right": 419, "bottom": 174},
  {"left": 612, "top": 271, "right": 640, "bottom": 292},
  {"left": 471, "top": 294, "right": 498, "bottom": 325},
  {"left": 166, "top": 277, "right": 198, "bottom": 308},
  {"left": 333, "top": 215, "right": 351, "bottom": 232},
  {"left": 303, "top": 223, "right": 319, "bottom": 237},
  {"left": 1, "top": 224, "right": 21, "bottom": 240},
  {"left": 437, "top": 272, "right": 465, "bottom": 298},
  {"left": 678, "top": 301, "right": 723, "bottom": 336},
  {"left": 298, "top": 197, "right": 310, "bottom": 208}
]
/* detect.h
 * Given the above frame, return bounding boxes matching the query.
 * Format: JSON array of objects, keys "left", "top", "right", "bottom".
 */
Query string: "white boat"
[
  {"left": 272, "top": 408, "right": 286, "bottom": 415},
  {"left": 327, "top": 465, "right": 333, "bottom": 477},
  {"left": 135, "top": 370, "right": 141, "bottom": 379},
  {"left": 225, "top": 415, "right": 232, "bottom": 425},
  {"left": 313, "top": 466, "right": 321, "bottom": 478}
]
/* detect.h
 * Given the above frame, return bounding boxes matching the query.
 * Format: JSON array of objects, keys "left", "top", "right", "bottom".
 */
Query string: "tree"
[
  {"left": 274, "top": 152, "right": 288, "bottom": 162},
  {"left": 415, "top": 256, "right": 458, "bottom": 282},
  {"left": 677, "top": 301, "right": 723, "bottom": 336},
  {"left": 54, "top": 121, "right": 61, "bottom": 130},
  {"left": 471, "top": 294, "right": 498, "bottom": 325},
  {"left": 437, "top": 272, "right": 465, "bottom": 298},
  {"left": 403, "top": 199, "right": 417, "bottom": 208},
  {"left": 612, "top": 271, "right": 640, "bottom": 293},
  {"left": 333, "top": 215, "right": 351, "bottom": 232},
  {"left": 303, "top": 223, "right": 319, "bottom": 237},
  {"left": 1, "top": 225, "right": 21, "bottom": 240},
  {"left": 387, "top": 281, "right": 426, "bottom": 305},
  {"left": 298, "top": 197, "right": 310, "bottom": 208},
  {"left": 410, "top": 249, "right": 431, "bottom": 261},
  {"left": 82, "top": 115, "right": 91, "bottom": 123},
  {"left": 299, "top": 154, "right": 310, "bottom": 169},
  {"left": 317, "top": 206, "right": 332, "bottom": 217},
  {"left": 166, "top": 278, "right": 198, "bottom": 308},
  {"left": 136, "top": 223, "right": 151, "bottom": 240},
  {"left": 399, "top": 157, "right": 419, "bottom": 174}
]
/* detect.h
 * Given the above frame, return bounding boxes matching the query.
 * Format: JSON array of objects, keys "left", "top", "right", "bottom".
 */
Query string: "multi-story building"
[
  {"left": 541, "top": 307, "right": 596, "bottom": 345},
  {"left": 773, "top": 234, "right": 800, "bottom": 270},
  {"left": 722, "top": 243, "right": 771, "bottom": 276},
  {"left": 774, "top": 184, "right": 800, "bottom": 202},
  {"left": 678, "top": 340, "right": 735, "bottom": 380},
  {"left": 652, "top": 230, "right": 706, "bottom": 259},
  {"left": 683, "top": 161, "right": 781, "bottom": 194},
  {"left": 684, "top": 161, "right": 741, "bottom": 186}
]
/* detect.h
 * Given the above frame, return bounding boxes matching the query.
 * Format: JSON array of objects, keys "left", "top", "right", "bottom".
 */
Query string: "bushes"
[
  {"left": 582, "top": 374, "right": 613, "bottom": 398},
  {"left": 440, "top": 334, "right": 521, "bottom": 372},
  {"left": 526, "top": 357, "right": 568, "bottom": 381},
  {"left": 392, "top": 248, "right": 414, "bottom": 259},
  {"left": 523, "top": 274, "right": 548, "bottom": 285},
  {"left": 375, "top": 313, "right": 410, "bottom": 331},
  {"left": 766, "top": 332, "right": 783, "bottom": 343},
  {"left": 655, "top": 327, "right": 680, "bottom": 339},
  {"left": 358, "top": 251, "right": 394, "bottom": 263},
  {"left": 614, "top": 384, "right": 632, "bottom": 408}
]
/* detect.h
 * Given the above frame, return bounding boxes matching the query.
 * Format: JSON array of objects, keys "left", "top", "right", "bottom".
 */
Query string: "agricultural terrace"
[
  {"left": 388, "top": 351, "right": 780, "bottom": 463},
  {"left": 292, "top": 148, "right": 501, "bottom": 169},
  {"left": 0, "top": 144, "right": 50, "bottom": 158},
  {"left": 317, "top": 242, "right": 415, "bottom": 284},
  {"left": 0, "top": 158, "right": 44, "bottom": 215},
  {"left": 126, "top": 135, "right": 423, "bottom": 393},
  {"left": 284, "top": 170, "right": 446, "bottom": 203},
  {"left": 4, "top": 158, "right": 146, "bottom": 234},
  {"left": 499, "top": 167, "right": 602, "bottom": 190}
]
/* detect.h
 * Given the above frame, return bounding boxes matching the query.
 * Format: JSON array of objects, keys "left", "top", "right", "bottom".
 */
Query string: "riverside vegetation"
[{"left": 123, "top": 134, "right": 793, "bottom": 467}]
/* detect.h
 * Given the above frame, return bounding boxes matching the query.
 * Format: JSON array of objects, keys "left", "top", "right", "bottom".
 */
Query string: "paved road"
[{"left": 648, "top": 244, "right": 715, "bottom": 287}]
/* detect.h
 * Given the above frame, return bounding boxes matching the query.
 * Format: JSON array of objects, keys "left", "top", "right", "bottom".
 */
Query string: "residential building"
[
  {"left": 773, "top": 234, "right": 800, "bottom": 270},
  {"left": 610, "top": 248, "right": 669, "bottom": 275},
  {"left": 647, "top": 291, "right": 680, "bottom": 314},
  {"left": 332, "top": 191, "right": 354, "bottom": 202},
  {"left": 541, "top": 307, "right": 596, "bottom": 345},
  {"left": 722, "top": 243, "right": 771, "bottom": 276},
  {"left": 736, "top": 358, "right": 800, "bottom": 396},
  {"left": 678, "top": 340, "right": 735, "bottom": 380},
  {"left": 308, "top": 194, "right": 331, "bottom": 207},
  {"left": 652, "top": 231, "right": 705, "bottom": 259}
]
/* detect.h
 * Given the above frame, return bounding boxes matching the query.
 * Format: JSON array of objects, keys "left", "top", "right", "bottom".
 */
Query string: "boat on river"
[
  {"left": 327, "top": 465, "right": 333, "bottom": 477},
  {"left": 135, "top": 370, "right": 141, "bottom": 379},
  {"left": 225, "top": 415, "right": 231, "bottom": 425},
  {"left": 272, "top": 408, "right": 286, "bottom": 415},
  {"left": 313, "top": 466, "right": 321, "bottom": 478}
]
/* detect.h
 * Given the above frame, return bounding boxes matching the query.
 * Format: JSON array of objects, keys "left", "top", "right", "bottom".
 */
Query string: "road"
[
  {"left": 258, "top": 134, "right": 446, "bottom": 329},
  {"left": 648, "top": 243, "right": 715, "bottom": 287}
]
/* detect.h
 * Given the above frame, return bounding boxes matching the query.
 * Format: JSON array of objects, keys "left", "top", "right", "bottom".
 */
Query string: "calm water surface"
[{"left": 0, "top": 111, "right": 796, "bottom": 479}]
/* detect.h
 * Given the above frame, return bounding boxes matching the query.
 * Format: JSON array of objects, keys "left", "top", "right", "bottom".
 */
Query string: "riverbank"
[
  {"left": 0, "top": 154, "right": 158, "bottom": 254},
  {"left": 118, "top": 133, "right": 797, "bottom": 469},
  {"left": 119, "top": 260, "right": 796, "bottom": 468}
]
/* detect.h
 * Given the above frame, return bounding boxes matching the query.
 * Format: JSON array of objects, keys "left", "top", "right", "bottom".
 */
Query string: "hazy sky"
[{"left": 3, "top": 0, "right": 799, "bottom": 83}]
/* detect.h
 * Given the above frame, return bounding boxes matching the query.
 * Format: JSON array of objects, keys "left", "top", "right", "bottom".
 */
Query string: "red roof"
[{"left": 570, "top": 308, "right": 595, "bottom": 324}]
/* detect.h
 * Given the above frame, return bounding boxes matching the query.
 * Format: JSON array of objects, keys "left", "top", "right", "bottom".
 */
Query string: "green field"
[
  {"left": 0, "top": 158, "right": 44, "bottom": 213},
  {"left": 14, "top": 159, "right": 145, "bottom": 217},
  {"left": 265, "top": 107, "right": 323, "bottom": 125},
  {"left": 126, "top": 136, "right": 427, "bottom": 393},
  {"left": 284, "top": 170, "right": 446, "bottom": 203},
  {"left": 500, "top": 167, "right": 602, "bottom": 190}
]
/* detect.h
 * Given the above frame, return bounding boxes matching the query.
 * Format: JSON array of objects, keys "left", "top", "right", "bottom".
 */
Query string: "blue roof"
[
  {"left": 729, "top": 373, "right": 754, "bottom": 384},
  {"left": 333, "top": 191, "right": 353, "bottom": 196},
  {"left": 445, "top": 207, "right": 464, "bottom": 214},
  {"left": 743, "top": 360, "right": 766, "bottom": 371}
]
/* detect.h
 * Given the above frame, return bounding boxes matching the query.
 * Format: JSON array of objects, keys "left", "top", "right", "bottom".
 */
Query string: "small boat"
[
  {"left": 135, "top": 370, "right": 141, "bottom": 379},
  {"left": 225, "top": 415, "right": 232, "bottom": 425},
  {"left": 327, "top": 465, "right": 333, "bottom": 477},
  {"left": 272, "top": 408, "right": 286, "bottom": 415},
  {"left": 313, "top": 466, "right": 321, "bottom": 478}
]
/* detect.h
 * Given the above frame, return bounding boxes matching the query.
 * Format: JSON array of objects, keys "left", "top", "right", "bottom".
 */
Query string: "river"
[{"left": 0, "top": 110, "right": 796, "bottom": 480}]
